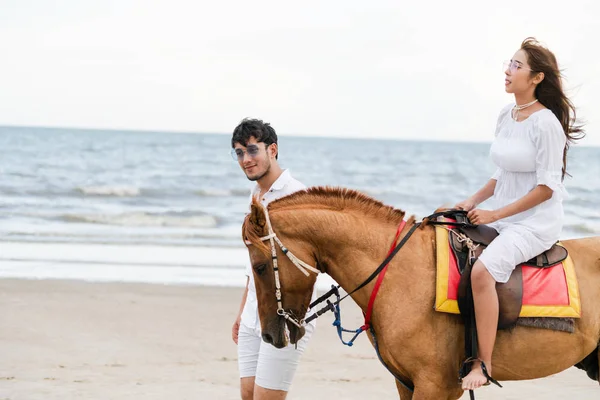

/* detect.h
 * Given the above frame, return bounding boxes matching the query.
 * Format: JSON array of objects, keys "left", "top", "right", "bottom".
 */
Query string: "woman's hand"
[
  {"left": 455, "top": 199, "right": 477, "bottom": 212},
  {"left": 467, "top": 209, "right": 499, "bottom": 225}
]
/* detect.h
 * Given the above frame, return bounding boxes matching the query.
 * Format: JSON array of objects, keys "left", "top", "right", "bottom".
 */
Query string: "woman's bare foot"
[{"left": 461, "top": 360, "right": 490, "bottom": 391}]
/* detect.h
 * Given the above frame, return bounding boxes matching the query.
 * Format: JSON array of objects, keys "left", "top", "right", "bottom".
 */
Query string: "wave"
[
  {"left": 3, "top": 228, "right": 239, "bottom": 239},
  {"left": 61, "top": 211, "right": 218, "bottom": 228},
  {"left": 195, "top": 188, "right": 249, "bottom": 197},
  {"left": 77, "top": 185, "right": 141, "bottom": 197},
  {"left": 563, "top": 222, "right": 600, "bottom": 235},
  {"left": 4, "top": 185, "right": 249, "bottom": 199}
]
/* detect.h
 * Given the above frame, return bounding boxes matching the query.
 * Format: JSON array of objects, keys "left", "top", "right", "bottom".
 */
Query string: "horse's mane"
[
  {"left": 243, "top": 187, "right": 409, "bottom": 254},
  {"left": 270, "top": 186, "right": 406, "bottom": 223}
]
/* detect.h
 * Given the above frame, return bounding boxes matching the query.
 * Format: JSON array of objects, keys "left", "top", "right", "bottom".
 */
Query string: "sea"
[{"left": 1, "top": 126, "right": 599, "bottom": 287}]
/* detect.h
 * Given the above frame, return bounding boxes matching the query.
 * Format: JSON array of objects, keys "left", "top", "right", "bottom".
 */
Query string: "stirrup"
[{"left": 459, "top": 357, "right": 503, "bottom": 388}]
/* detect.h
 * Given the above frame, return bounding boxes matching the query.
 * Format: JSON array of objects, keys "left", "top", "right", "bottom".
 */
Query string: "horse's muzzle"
[
  {"left": 261, "top": 317, "right": 306, "bottom": 348},
  {"left": 261, "top": 318, "right": 288, "bottom": 349},
  {"left": 261, "top": 331, "right": 283, "bottom": 348}
]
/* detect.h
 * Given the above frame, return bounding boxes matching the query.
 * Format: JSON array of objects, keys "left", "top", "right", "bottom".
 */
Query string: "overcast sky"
[{"left": 1, "top": 0, "right": 598, "bottom": 145}]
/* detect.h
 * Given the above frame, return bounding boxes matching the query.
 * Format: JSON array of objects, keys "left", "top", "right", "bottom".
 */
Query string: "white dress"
[{"left": 478, "top": 104, "right": 567, "bottom": 283}]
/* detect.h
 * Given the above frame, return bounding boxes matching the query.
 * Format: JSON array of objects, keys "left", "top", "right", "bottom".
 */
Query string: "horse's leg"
[
  {"left": 410, "top": 383, "right": 462, "bottom": 400},
  {"left": 395, "top": 380, "right": 413, "bottom": 399},
  {"left": 407, "top": 373, "right": 465, "bottom": 400},
  {"left": 393, "top": 370, "right": 464, "bottom": 400}
]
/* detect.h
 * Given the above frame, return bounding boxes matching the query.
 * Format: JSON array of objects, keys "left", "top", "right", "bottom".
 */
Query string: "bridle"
[{"left": 245, "top": 203, "right": 320, "bottom": 328}]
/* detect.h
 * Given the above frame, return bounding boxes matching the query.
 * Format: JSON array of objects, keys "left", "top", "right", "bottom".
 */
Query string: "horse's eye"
[{"left": 254, "top": 263, "right": 267, "bottom": 276}]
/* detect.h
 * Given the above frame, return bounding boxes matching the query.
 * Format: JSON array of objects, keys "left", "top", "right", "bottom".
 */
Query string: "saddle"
[
  {"left": 432, "top": 210, "right": 569, "bottom": 384},
  {"left": 447, "top": 212, "right": 568, "bottom": 329}
]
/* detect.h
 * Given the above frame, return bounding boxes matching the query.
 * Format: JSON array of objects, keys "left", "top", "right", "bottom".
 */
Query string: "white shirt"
[
  {"left": 489, "top": 104, "right": 567, "bottom": 243},
  {"left": 240, "top": 169, "right": 318, "bottom": 330}
]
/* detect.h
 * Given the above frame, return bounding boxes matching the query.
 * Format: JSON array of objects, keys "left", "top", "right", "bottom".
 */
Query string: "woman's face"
[{"left": 504, "top": 49, "right": 538, "bottom": 94}]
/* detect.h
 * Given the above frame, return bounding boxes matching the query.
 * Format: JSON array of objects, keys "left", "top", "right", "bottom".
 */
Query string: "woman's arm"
[
  {"left": 456, "top": 179, "right": 497, "bottom": 211},
  {"left": 470, "top": 179, "right": 498, "bottom": 206},
  {"left": 494, "top": 185, "right": 553, "bottom": 220},
  {"left": 468, "top": 184, "right": 553, "bottom": 225}
]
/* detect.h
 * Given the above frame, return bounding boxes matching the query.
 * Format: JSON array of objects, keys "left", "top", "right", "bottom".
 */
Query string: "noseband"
[{"left": 245, "top": 204, "right": 320, "bottom": 328}]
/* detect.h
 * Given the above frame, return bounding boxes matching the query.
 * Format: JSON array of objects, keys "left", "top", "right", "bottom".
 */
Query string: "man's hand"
[
  {"left": 232, "top": 316, "right": 241, "bottom": 344},
  {"left": 467, "top": 209, "right": 499, "bottom": 225}
]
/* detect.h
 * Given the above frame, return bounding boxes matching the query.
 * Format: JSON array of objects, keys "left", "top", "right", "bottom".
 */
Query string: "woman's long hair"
[{"left": 521, "top": 37, "right": 585, "bottom": 179}]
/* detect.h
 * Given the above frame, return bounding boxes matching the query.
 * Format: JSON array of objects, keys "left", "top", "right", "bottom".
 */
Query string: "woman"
[{"left": 456, "top": 37, "right": 584, "bottom": 391}]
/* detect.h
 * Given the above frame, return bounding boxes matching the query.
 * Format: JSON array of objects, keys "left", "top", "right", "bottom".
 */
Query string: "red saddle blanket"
[{"left": 434, "top": 225, "right": 581, "bottom": 318}]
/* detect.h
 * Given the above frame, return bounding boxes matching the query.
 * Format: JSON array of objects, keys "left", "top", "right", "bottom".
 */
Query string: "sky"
[{"left": 1, "top": 0, "right": 599, "bottom": 145}]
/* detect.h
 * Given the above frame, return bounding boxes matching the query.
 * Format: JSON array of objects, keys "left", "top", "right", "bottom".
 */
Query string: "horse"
[{"left": 242, "top": 186, "right": 600, "bottom": 399}]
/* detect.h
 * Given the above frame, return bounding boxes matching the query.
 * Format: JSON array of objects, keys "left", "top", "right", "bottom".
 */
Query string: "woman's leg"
[{"left": 461, "top": 259, "right": 499, "bottom": 390}]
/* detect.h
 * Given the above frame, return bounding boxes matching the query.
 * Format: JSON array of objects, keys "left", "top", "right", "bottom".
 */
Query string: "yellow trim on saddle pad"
[
  {"left": 434, "top": 225, "right": 581, "bottom": 318},
  {"left": 435, "top": 225, "right": 460, "bottom": 314}
]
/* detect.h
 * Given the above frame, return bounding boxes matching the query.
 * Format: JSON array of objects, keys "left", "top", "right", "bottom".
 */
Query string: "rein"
[
  {"left": 305, "top": 219, "right": 418, "bottom": 325},
  {"left": 305, "top": 210, "right": 470, "bottom": 342}
]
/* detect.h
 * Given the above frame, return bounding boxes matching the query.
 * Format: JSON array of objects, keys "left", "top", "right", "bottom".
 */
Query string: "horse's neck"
[
  {"left": 309, "top": 212, "right": 418, "bottom": 311},
  {"left": 318, "top": 223, "right": 437, "bottom": 344}
]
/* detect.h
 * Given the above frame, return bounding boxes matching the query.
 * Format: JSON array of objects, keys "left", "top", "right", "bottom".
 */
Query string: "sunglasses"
[
  {"left": 503, "top": 60, "right": 535, "bottom": 73},
  {"left": 230, "top": 144, "right": 266, "bottom": 161}
]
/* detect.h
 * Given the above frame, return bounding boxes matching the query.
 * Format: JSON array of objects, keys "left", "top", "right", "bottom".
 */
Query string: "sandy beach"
[{"left": 0, "top": 279, "right": 597, "bottom": 399}]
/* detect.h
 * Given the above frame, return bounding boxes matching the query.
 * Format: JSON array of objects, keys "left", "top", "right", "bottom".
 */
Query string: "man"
[{"left": 230, "top": 118, "right": 317, "bottom": 400}]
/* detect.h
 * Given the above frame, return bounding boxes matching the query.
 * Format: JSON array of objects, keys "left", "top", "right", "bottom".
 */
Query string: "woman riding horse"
[{"left": 455, "top": 37, "right": 584, "bottom": 391}]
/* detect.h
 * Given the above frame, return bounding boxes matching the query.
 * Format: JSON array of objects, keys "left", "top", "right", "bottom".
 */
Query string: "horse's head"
[{"left": 242, "top": 198, "right": 318, "bottom": 349}]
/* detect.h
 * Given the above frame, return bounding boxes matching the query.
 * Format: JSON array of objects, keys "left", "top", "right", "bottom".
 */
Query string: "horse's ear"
[
  {"left": 248, "top": 201, "right": 267, "bottom": 229},
  {"left": 243, "top": 200, "right": 270, "bottom": 253}
]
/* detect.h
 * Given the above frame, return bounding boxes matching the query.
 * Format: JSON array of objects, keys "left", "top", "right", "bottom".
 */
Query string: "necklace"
[{"left": 512, "top": 99, "right": 538, "bottom": 121}]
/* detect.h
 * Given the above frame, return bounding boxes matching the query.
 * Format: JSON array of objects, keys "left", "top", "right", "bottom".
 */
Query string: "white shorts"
[
  {"left": 478, "top": 224, "right": 553, "bottom": 283},
  {"left": 237, "top": 321, "right": 314, "bottom": 391}
]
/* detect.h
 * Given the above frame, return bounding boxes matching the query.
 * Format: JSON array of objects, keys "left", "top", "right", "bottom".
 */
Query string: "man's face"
[{"left": 232, "top": 137, "right": 277, "bottom": 181}]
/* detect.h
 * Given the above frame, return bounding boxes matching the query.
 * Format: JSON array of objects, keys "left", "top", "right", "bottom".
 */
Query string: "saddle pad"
[{"left": 434, "top": 225, "right": 581, "bottom": 318}]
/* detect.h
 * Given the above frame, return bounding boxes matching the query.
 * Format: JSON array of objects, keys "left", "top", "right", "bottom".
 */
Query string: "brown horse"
[{"left": 242, "top": 187, "right": 600, "bottom": 399}]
